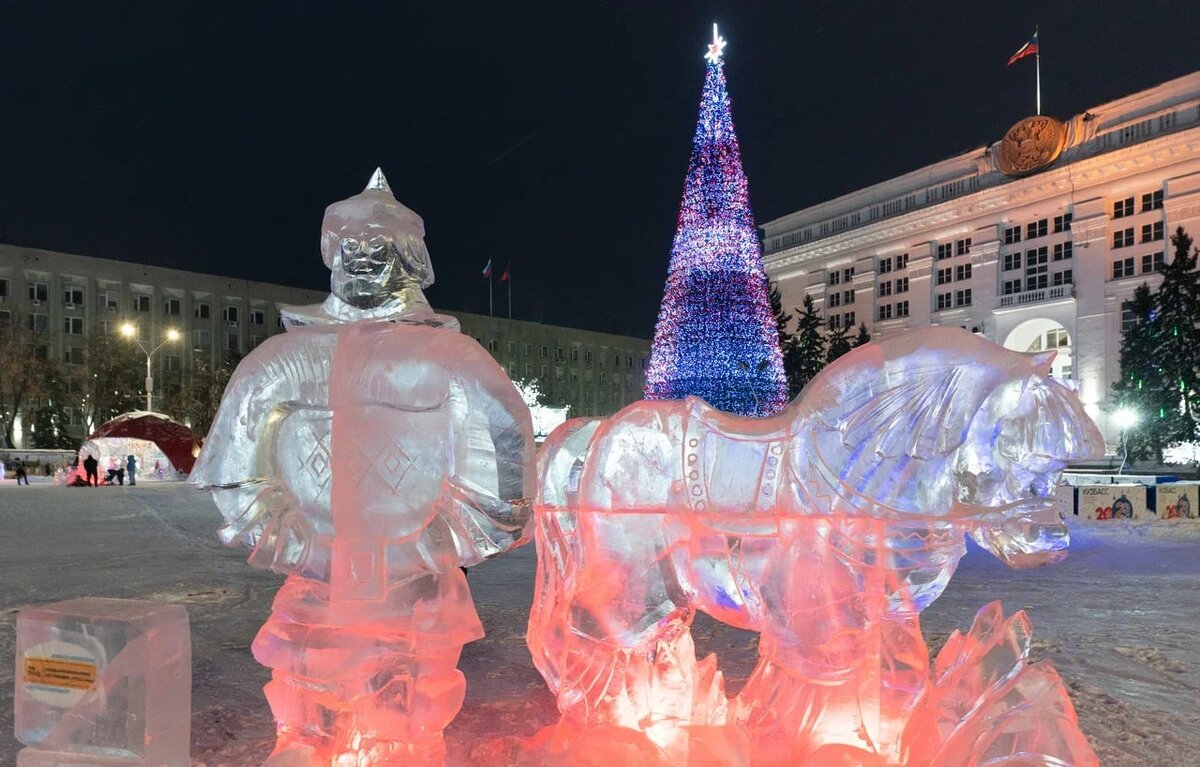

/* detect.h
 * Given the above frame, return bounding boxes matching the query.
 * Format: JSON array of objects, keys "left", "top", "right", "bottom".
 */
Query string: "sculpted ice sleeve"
[
  {"left": 526, "top": 327, "right": 1102, "bottom": 767},
  {"left": 189, "top": 169, "right": 534, "bottom": 766}
]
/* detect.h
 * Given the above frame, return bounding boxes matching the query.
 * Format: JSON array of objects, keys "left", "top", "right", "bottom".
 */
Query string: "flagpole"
[
  {"left": 507, "top": 271, "right": 512, "bottom": 319},
  {"left": 1035, "top": 25, "right": 1041, "bottom": 115},
  {"left": 489, "top": 273, "right": 494, "bottom": 316}
]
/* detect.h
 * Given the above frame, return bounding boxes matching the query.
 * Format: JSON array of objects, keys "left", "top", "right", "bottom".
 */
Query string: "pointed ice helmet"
[{"left": 319, "top": 168, "right": 435, "bottom": 288}]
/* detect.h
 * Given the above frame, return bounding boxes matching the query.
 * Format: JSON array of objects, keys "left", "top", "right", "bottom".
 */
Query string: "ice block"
[{"left": 15, "top": 598, "right": 191, "bottom": 767}]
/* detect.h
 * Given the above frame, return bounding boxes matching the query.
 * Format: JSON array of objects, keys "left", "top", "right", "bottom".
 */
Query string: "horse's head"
[{"left": 797, "top": 327, "right": 1103, "bottom": 567}]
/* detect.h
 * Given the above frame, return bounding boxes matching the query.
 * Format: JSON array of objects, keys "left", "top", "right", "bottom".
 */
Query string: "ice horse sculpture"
[
  {"left": 190, "top": 169, "right": 534, "bottom": 766},
  {"left": 527, "top": 327, "right": 1101, "bottom": 766}
]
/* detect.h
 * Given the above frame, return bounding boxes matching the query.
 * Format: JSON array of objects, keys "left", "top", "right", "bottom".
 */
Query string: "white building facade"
[{"left": 762, "top": 72, "right": 1200, "bottom": 450}]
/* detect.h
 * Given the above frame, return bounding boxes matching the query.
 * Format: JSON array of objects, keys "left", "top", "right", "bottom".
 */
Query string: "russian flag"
[
  {"left": 481, "top": 258, "right": 492, "bottom": 277},
  {"left": 1007, "top": 32, "right": 1038, "bottom": 66}
]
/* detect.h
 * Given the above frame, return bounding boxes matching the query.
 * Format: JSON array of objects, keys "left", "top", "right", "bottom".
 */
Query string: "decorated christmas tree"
[{"left": 643, "top": 25, "right": 788, "bottom": 417}]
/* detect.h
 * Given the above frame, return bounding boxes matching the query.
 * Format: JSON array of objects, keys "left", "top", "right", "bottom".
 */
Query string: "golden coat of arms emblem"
[{"left": 997, "top": 115, "right": 1067, "bottom": 176}]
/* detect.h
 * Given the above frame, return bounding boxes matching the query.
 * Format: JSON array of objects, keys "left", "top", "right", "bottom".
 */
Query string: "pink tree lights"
[{"left": 644, "top": 25, "right": 788, "bottom": 417}]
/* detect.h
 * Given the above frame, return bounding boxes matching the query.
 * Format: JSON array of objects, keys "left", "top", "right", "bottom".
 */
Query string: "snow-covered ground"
[{"left": 1, "top": 482, "right": 1197, "bottom": 765}]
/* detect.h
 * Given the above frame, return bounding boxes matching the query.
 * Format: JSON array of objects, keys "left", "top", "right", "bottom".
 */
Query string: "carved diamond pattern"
[
  {"left": 354, "top": 437, "right": 414, "bottom": 496},
  {"left": 300, "top": 428, "right": 333, "bottom": 491}
]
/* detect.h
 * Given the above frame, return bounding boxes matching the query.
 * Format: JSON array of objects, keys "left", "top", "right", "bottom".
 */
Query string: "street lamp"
[
  {"left": 1112, "top": 407, "right": 1139, "bottom": 475},
  {"left": 120, "top": 323, "right": 180, "bottom": 412}
]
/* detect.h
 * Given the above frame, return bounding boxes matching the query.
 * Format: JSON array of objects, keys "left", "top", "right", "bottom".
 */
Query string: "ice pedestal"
[{"left": 15, "top": 598, "right": 191, "bottom": 767}]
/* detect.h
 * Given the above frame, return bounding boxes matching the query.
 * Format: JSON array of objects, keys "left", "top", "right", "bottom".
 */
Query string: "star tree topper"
[{"left": 704, "top": 23, "right": 726, "bottom": 63}]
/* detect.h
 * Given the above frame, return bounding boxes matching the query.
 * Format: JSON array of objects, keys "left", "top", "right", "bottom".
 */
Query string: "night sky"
[{"left": 2, "top": 1, "right": 1197, "bottom": 338}]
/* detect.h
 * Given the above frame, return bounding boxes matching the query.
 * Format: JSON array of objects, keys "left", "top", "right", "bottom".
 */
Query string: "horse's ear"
[{"left": 1030, "top": 350, "right": 1056, "bottom": 373}]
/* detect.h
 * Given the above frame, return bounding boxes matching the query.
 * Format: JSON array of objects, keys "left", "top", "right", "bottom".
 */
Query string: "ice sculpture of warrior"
[
  {"left": 527, "top": 328, "right": 1101, "bottom": 766},
  {"left": 190, "top": 170, "right": 534, "bottom": 766}
]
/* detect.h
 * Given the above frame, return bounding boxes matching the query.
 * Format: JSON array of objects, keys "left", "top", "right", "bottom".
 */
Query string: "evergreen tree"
[
  {"left": 1111, "top": 283, "right": 1172, "bottom": 462},
  {"left": 769, "top": 283, "right": 803, "bottom": 399},
  {"left": 826, "top": 320, "right": 852, "bottom": 364},
  {"left": 793, "top": 295, "right": 826, "bottom": 393},
  {"left": 852, "top": 322, "right": 871, "bottom": 347},
  {"left": 644, "top": 28, "right": 787, "bottom": 417},
  {"left": 1153, "top": 226, "right": 1200, "bottom": 446}
]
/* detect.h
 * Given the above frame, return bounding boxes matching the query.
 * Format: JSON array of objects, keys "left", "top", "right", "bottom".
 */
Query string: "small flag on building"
[
  {"left": 1007, "top": 31, "right": 1038, "bottom": 66},
  {"left": 482, "top": 259, "right": 493, "bottom": 277}
]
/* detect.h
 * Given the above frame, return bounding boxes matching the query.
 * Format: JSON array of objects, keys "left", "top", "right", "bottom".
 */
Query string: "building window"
[
  {"left": 225, "top": 333, "right": 240, "bottom": 352},
  {"left": 1002, "top": 252, "right": 1022, "bottom": 271},
  {"left": 1113, "top": 257, "right": 1135, "bottom": 279},
  {"left": 540, "top": 344, "right": 548, "bottom": 358},
  {"left": 63, "top": 347, "right": 85, "bottom": 366},
  {"left": 956, "top": 238, "right": 972, "bottom": 256},
  {"left": 28, "top": 282, "right": 49, "bottom": 303},
  {"left": 164, "top": 354, "right": 182, "bottom": 372},
  {"left": 99, "top": 289, "right": 119, "bottom": 311},
  {"left": 1025, "top": 219, "right": 1048, "bottom": 240},
  {"left": 507, "top": 341, "right": 517, "bottom": 356},
  {"left": 1025, "top": 248, "right": 1048, "bottom": 290},
  {"left": 1141, "top": 221, "right": 1164, "bottom": 243},
  {"left": 0, "top": 278, "right": 8, "bottom": 299},
  {"left": 1113, "top": 197, "right": 1134, "bottom": 218},
  {"left": 936, "top": 267, "right": 952, "bottom": 285},
  {"left": 568, "top": 348, "right": 578, "bottom": 362},
  {"left": 843, "top": 289, "right": 855, "bottom": 305},
  {"left": 896, "top": 253, "right": 909, "bottom": 270},
  {"left": 896, "top": 300, "right": 909, "bottom": 317},
  {"left": 555, "top": 347, "right": 564, "bottom": 362},
  {"left": 1053, "top": 241, "right": 1073, "bottom": 261},
  {"left": 132, "top": 294, "right": 151, "bottom": 312},
  {"left": 63, "top": 317, "right": 84, "bottom": 335},
  {"left": 879, "top": 281, "right": 893, "bottom": 297},
  {"left": 223, "top": 306, "right": 239, "bottom": 325},
  {"left": 936, "top": 293, "right": 952, "bottom": 311},
  {"left": 525, "top": 343, "right": 532, "bottom": 356},
  {"left": 248, "top": 335, "right": 264, "bottom": 350},
  {"left": 1141, "top": 252, "right": 1165, "bottom": 274},
  {"left": 936, "top": 243, "right": 953, "bottom": 260},
  {"left": 164, "top": 298, "right": 181, "bottom": 316},
  {"left": 627, "top": 356, "right": 633, "bottom": 369},
  {"left": 1141, "top": 190, "right": 1163, "bottom": 212},
  {"left": 878, "top": 304, "right": 893, "bottom": 321},
  {"left": 250, "top": 309, "right": 266, "bottom": 325},
  {"left": 955, "top": 263, "right": 972, "bottom": 281},
  {"left": 955, "top": 289, "right": 972, "bottom": 307},
  {"left": 194, "top": 301, "right": 211, "bottom": 320},
  {"left": 1053, "top": 213, "right": 1073, "bottom": 233},
  {"left": 844, "top": 311, "right": 855, "bottom": 327},
  {"left": 584, "top": 350, "right": 593, "bottom": 365},
  {"left": 895, "top": 277, "right": 909, "bottom": 293},
  {"left": 1052, "top": 269, "right": 1073, "bottom": 286},
  {"left": 844, "top": 267, "right": 855, "bottom": 281},
  {"left": 1046, "top": 329, "right": 1070, "bottom": 348},
  {"left": 1113, "top": 228, "right": 1134, "bottom": 248},
  {"left": 63, "top": 286, "right": 84, "bottom": 306},
  {"left": 27, "top": 313, "right": 48, "bottom": 333},
  {"left": 540, "top": 365, "right": 548, "bottom": 378},
  {"left": 1121, "top": 300, "right": 1140, "bottom": 331},
  {"left": 0, "top": 310, "right": 10, "bottom": 324},
  {"left": 1003, "top": 226, "right": 1021, "bottom": 245},
  {"left": 193, "top": 329, "right": 211, "bottom": 349},
  {"left": 879, "top": 257, "right": 892, "bottom": 274},
  {"left": 828, "top": 292, "right": 842, "bottom": 308},
  {"left": 1003, "top": 279, "right": 1021, "bottom": 295},
  {"left": 828, "top": 270, "right": 842, "bottom": 286},
  {"left": 488, "top": 339, "right": 500, "bottom": 352}
]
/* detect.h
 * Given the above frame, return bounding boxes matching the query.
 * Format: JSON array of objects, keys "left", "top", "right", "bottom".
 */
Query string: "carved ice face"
[{"left": 329, "top": 229, "right": 410, "bottom": 309}]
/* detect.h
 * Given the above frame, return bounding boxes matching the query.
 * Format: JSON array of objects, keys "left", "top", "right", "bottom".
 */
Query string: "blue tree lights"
[{"left": 644, "top": 25, "right": 787, "bottom": 417}]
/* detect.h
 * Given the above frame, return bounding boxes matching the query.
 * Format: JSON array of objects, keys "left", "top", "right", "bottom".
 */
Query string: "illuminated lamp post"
[
  {"left": 120, "top": 324, "right": 180, "bottom": 412},
  {"left": 1112, "top": 407, "right": 1139, "bottom": 475}
]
